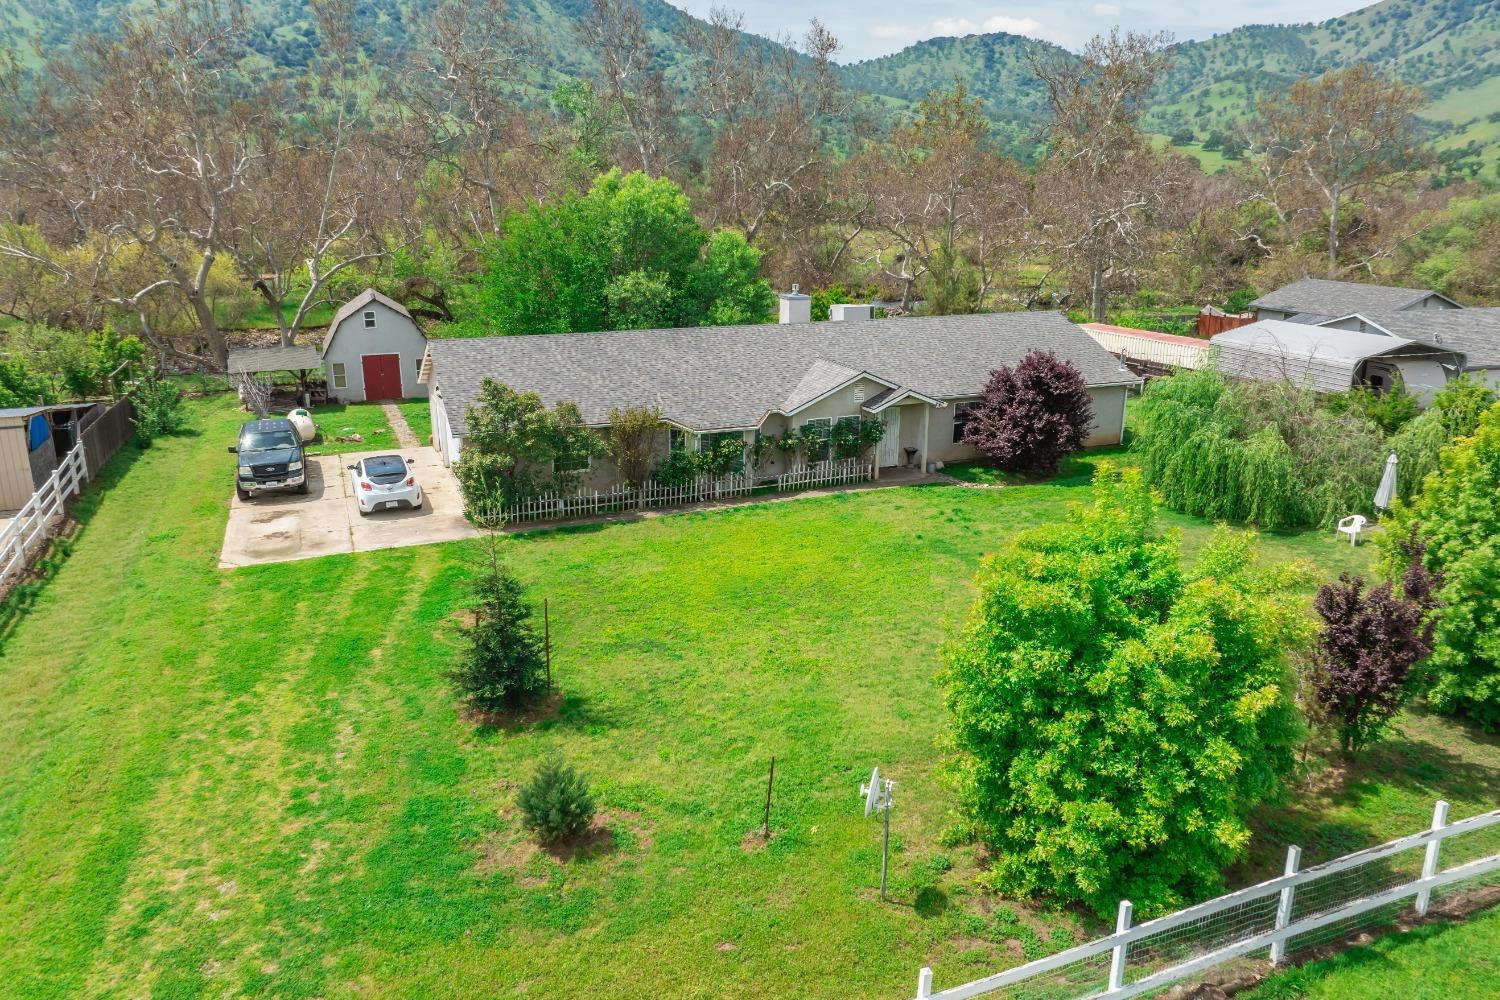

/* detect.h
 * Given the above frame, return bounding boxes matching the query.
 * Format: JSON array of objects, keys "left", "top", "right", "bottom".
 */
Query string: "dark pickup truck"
[{"left": 230, "top": 418, "right": 309, "bottom": 500}]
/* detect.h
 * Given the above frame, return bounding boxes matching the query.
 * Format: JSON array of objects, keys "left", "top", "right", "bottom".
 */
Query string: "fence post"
[
  {"left": 1270, "top": 844, "right": 1302, "bottom": 965},
  {"left": 1417, "top": 799, "right": 1450, "bottom": 916},
  {"left": 916, "top": 966, "right": 933, "bottom": 999},
  {"left": 1108, "top": 899, "right": 1132, "bottom": 992}
]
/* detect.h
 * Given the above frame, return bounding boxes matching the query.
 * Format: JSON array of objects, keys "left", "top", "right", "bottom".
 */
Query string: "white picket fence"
[
  {"left": 498, "top": 471, "right": 756, "bottom": 524},
  {"left": 0, "top": 441, "right": 87, "bottom": 590},
  {"left": 776, "top": 458, "right": 872, "bottom": 492},
  {"left": 914, "top": 801, "right": 1500, "bottom": 1000},
  {"left": 495, "top": 459, "right": 874, "bottom": 525}
]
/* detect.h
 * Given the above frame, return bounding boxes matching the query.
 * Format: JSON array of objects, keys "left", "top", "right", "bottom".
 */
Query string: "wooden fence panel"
[{"left": 81, "top": 397, "right": 134, "bottom": 480}]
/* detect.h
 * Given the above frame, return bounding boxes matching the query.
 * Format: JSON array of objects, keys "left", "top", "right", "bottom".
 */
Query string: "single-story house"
[
  {"left": 419, "top": 307, "right": 1140, "bottom": 487},
  {"left": 1316, "top": 309, "right": 1500, "bottom": 391},
  {"left": 1250, "top": 278, "right": 1461, "bottom": 324},
  {"left": 321, "top": 288, "right": 429, "bottom": 403},
  {"left": 1210, "top": 320, "right": 1464, "bottom": 404}
]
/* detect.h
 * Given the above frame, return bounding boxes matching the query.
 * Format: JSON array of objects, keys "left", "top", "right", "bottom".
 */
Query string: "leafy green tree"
[
  {"left": 918, "top": 245, "right": 981, "bottom": 315},
  {"left": 1133, "top": 367, "right": 1384, "bottom": 528},
  {"left": 518, "top": 754, "right": 596, "bottom": 842},
  {"left": 1326, "top": 375, "right": 1419, "bottom": 435},
  {"left": 130, "top": 371, "right": 187, "bottom": 445},
  {"left": 1385, "top": 401, "right": 1500, "bottom": 729},
  {"left": 455, "top": 378, "right": 604, "bottom": 511},
  {"left": 481, "top": 170, "right": 773, "bottom": 333},
  {"left": 0, "top": 359, "right": 54, "bottom": 408},
  {"left": 448, "top": 526, "right": 548, "bottom": 713},
  {"left": 944, "top": 465, "right": 1304, "bottom": 915}
]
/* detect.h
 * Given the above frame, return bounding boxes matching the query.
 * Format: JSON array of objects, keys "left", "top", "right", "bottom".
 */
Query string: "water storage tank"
[{"left": 287, "top": 408, "right": 317, "bottom": 443}]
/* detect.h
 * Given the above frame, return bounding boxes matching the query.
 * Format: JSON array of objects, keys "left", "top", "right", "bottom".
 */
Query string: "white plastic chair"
[{"left": 1336, "top": 514, "right": 1366, "bottom": 546}]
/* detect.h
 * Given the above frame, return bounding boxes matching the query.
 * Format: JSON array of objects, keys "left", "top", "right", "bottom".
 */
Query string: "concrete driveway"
[{"left": 219, "top": 446, "right": 477, "bottom": 568}]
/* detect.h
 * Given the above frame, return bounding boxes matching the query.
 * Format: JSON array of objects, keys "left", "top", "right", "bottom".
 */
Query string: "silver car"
[{"left": 347, "top": 454, "right": 424, "bottom": 515}]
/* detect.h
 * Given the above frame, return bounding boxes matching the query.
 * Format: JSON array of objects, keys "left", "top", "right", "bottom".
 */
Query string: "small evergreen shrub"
[
  {"left": 130, "top": 371, "right": 187, "bottom": 445},
  {"left": 447, "top": 530, "right": 548, "bottom": 712},
  {"left": 517, "top": 754, "right": 596, "bottom": 843}
]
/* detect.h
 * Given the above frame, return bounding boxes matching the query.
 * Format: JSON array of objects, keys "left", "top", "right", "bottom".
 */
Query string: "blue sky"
[{"left": 673, "top": 0, "right": 1378, "bottom": 62}]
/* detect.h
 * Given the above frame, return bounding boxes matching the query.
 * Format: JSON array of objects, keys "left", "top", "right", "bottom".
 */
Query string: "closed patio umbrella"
[{"left": 1374, "top": 451, "right": 1398, "bottom": 512}]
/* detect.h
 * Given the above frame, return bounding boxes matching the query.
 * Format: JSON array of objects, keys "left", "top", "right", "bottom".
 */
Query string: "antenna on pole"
[{"left": 859, "top": 767, "right": 895, "bottom": 901}]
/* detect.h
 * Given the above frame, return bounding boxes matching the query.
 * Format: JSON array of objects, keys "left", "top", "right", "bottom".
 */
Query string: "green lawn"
[
  {"left": 304, "top": 401, "right": 395, "bottom": 455},
  {"left": 0, "top": 395, "right": 1494, "bottom": 999},
  {"left": 1245, "top": 905, "right": 1500, "bottom": 999}
]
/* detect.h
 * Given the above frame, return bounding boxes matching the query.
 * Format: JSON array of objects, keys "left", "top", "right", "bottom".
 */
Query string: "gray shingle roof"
[
  {"left": 321, "top": 288, "right": 417, "bottom": 355},
  {"left": 1211, "top": 320, "right": 1463, "bottom": 393},
  {"left": 227, "top": 344, "right": 323, "bottom": 375},
  {"left": 428, "top": 311, "right": 1135, "bottom": 436},
  {"left": 1328, "top": 309, "right": 1500, "bottom": 368},
  {"left": 1250, "top": 278, "right": 1457, "bottom": 317}
]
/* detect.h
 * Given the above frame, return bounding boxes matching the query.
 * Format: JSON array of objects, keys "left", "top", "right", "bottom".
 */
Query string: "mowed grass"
[{"left": 0, "top": 394, "right": 1495, "bottom": 999}]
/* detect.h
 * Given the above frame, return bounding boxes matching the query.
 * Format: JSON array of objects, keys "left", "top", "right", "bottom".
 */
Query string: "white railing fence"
[
  {"left": 0, "top": 441, "right": 87, "bottom": 590},
  {"left": 776, "top": 458, "right": 872, "bottom": 492},
  {"left": 499, "top": 471, "right": 756, "bottom": 524},
  {"left": 916, "top": 801, "right": 1500, "bottom": 1000},
  {"left": 496, "top": 459, "right": 873, "bottom": 525}
]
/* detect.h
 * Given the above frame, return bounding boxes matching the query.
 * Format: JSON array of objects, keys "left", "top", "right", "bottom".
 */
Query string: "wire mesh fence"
[{"left": 917, "top": 802, "right": 1500, "bottom": 1000}]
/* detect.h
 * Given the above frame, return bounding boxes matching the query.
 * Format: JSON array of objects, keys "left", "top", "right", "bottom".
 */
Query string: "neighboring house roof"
[
  {"left": 1250, "top": 278, "right": 1460, "bottom": 317},
  {"left": 227, "top": 344, "right": 323, "bottom": 375},
  {"left": 1321, "top": 309, "right": 1500, "bottom": 369},
  {"left": 426, "top": 311, "right": 1136, "bottom": 437},
  {"left": 321, "top": 288, "right": 421, "bottom": 355},
  {"left": 1211, "top": 320, "right": 1463, "bottom": 394}
]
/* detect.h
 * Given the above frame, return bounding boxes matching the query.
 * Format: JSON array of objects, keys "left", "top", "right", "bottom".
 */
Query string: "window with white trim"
[
  {"left": 669, "top": 428, "right": 696, "bottom": 452},
  {"left": 801, "top": 417, "right": 832, "bottom": 463},
  {"left": 553, "top": 454, "right": 591, "bottom": 474},
  {"left": 332, "top": 362, "right": 348, "bottom": 389},
  {"left": 363, "top": 310, "right": 377, "bottom": 328},
  {"left": 953, "top": 401, "right": 980, "bottom": 443}
]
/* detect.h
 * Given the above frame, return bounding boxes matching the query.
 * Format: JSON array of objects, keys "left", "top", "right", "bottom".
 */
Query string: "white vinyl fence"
[
  {"left": 776, "top": 458, "right": 872, "bottom": 492},
  {"left": 915, "top": 801, "right": 1500, "bottom": 1000},
  {"left": 0, "top": 441, "right": 86, "bottom": 590},
  {"left": 497, "top": 459, "right": 872, "bottom": 525}
]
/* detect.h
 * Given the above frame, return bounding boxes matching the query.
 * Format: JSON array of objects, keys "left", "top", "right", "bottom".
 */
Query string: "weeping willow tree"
[{"left": 1133, "top": 367, "right": 1385, "bottom": 529}]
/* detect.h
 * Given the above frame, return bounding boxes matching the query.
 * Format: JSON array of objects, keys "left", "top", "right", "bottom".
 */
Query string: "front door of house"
[
  {"left": 878, "top": 408, "right": 901, "bottom": 466},
  {"left": 361, "top": 353, "right": 403, "bottom": 401}
]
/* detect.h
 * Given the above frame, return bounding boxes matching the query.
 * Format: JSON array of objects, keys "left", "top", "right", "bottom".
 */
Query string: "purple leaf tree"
[
  {"left": 1310, "top": 533, "right": 1440, "bottom": 752},
  {"left": 962, "top": 350, "right": 1094, "bottom": 473}
]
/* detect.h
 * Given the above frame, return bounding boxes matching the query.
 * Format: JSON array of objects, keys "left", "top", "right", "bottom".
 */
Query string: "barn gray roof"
[
  {"left": 1325, "top": 309, "right": 1500, "bottom": 369},
  {"left": 1250, "top": 278, "right": 1458, "bottom": 317},
  {"left": 427, "top": 311, "right": 1136, "bottom": 436},
  {"left": 226, "top": 344, "right": 323, "bottom": 375},
  {"left": 321, "top": 288, "right": 418, "bottom": 355},
  {"left": 1211, "top": 320, "right": 1463, "bottom": 393}
]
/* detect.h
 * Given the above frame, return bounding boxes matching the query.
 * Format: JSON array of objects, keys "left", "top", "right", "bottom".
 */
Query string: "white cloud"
[
  {"left": 930, "top": 14, "right": 1046, "bottom": 38},
  {"left": 1092, "top": 3, "right": 1123, "bottom": 15},
  {"left": 869, "top": 23, "right": 917, "bottom": 39}
]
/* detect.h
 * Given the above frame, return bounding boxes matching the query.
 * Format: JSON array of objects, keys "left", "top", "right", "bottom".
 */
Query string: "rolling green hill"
[{"left": 2, "top": 0, "right": 1498, "bottom": 169}]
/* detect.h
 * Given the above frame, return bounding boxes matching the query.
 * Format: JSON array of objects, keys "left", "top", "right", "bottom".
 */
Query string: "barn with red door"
[{"left": 320, "top": 288, "right": 429, "bottom": 403}]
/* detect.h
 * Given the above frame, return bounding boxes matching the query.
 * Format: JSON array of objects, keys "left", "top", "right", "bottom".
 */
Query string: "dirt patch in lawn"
[
  {"left": 459, "top": 690, "right": 567, "bottom": 731},
  {"left": 473, "top": 809, "right": 654, "bottom": 879}
]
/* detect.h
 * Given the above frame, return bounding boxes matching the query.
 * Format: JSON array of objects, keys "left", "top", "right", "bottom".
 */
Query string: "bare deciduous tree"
[
  {"left": 578, "top": 0, "right": 678, "bottom": 176},
  {"left": 854, "top": 81, "right": 1029, "bottom": 308},
  {"left": 1029, "top": 30, "right": 1192, "bottom": 321},
  {"left": 1251, "top": 64, "right": 1427, "bottom": 275}
]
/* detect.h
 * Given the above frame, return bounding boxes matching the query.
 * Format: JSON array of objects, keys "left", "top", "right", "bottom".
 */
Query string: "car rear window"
[{"left": 364, "top": 455, "right": 408, "bottom": 482}]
